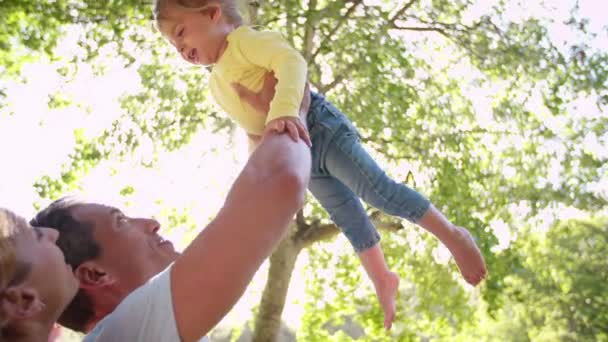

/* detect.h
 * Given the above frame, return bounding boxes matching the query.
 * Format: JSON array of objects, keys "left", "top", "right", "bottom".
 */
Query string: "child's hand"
[{"left": 265, "top": 117, "right": 312, "bottom": 147}]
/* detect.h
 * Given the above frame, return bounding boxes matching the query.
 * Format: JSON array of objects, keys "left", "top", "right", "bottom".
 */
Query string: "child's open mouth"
[{"left": 189, "top": 48, "right": 199, "bottom": 64}]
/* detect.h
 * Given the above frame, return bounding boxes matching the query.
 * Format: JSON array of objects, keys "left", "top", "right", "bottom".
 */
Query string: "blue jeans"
[{"left": 306, "top": 92, "right": 431, "bottom": 252}]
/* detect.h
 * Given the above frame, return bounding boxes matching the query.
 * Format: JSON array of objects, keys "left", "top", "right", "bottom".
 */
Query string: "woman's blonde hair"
[
  {"left": 153, "top": 0, "right": 244, "bottom": 29},
  {"left": 0, "top": 209, "right": 30, "bottom": 333}
]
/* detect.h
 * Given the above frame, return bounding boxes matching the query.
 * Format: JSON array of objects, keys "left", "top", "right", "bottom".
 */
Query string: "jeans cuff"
[
  {"left": 353, "top": 231, "right": 381, "bottom": 253},
  {"left": 411, "top": 199, "right": 432, "bottom": 223}
]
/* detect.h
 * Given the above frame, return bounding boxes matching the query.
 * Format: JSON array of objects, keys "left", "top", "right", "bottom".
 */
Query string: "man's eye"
[
  {"left": 34, "top": 228, "right": 43, "bottom": 240},
  {"left": 177, "top": 28, "right": 184, "bottom": 38}
]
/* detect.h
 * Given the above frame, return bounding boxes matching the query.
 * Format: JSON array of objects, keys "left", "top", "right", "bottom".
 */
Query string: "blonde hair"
[
  {"left": 153, "top": 0, "right": 244, "bottom": 29},
  {"left": 0, "top": 209, "right": 30, "bottom": 334}
]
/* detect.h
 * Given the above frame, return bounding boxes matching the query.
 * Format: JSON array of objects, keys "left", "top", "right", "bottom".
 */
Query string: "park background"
[{"left": 0, "top": 0, "right": 606, "bottom": 341}]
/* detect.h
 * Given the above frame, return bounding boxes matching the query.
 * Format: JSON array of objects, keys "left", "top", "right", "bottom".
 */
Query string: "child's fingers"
[
  {"left": 265, "top": 118, "right": 312, "bottom": 146},
  {"left": 264, "top": 120, "right": 284, "bottom": 136},
  {"left": 277, "top": 120, "right": 286, "bottom": 132},
  {"left": 290, "top": 119, "right": 311, "bottom": 147},
  {"left": 268, "top": 121, "right": 278, "bottom": 132},
  {"left": 298, "top": 123, "right": 312, "bottom": 147},
  {"left": 285, "top": 121, "right": 299, "bottom": 142},
  {"left": 270, "top": 118, "right": 312, "bottom": 146}
]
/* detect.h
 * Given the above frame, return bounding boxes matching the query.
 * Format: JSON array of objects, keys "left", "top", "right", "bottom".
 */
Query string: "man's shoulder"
[
  {"left": 112, "top": 263, "right": 174, "bottom": 314},
  {"left": 83, "top": 265, "right": 182, "bottom": 341}
]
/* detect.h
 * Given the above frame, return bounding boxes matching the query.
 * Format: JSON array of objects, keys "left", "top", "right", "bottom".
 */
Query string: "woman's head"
[
  {"left": 0, "top": 208, "right": 78, "bottom": 340},
  {"left": 153, "top": 0, "right": 243, "bottom": 65}
]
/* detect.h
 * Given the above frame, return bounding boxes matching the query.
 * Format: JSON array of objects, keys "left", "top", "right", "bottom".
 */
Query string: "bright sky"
[{"left": 0, "top": 0, "right": 606, "bottom": 338}]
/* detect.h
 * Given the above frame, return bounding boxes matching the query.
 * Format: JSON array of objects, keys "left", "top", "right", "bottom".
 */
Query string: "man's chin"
[{"left": 161, "top": 250, "right": 180, "bottom": 263}]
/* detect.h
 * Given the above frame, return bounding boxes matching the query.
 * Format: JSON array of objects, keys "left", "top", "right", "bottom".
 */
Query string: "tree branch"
[
  {"left": 261, "top": 14, "right": 303, "bottom": 26},
  {"left": 319, "top": 62, "right": 358, "bottom": 93},
  {"left": 295, "top": 209, "right": 308, "bottom": 232},
  {"left": 391, "top": 25, "right": 449, "bottom": 34},
  {"left": 311, "top": 79, "right": 323, "bottom": 92},
  {"left": 247, "top": 0, "right": 261, "bottom": 24},
  {"left": 302, "top": 0, "right": 318, "bottom": 62},
  {"left": 388, "top": 0, "right": 418, "bottom": 26},
  {"left": 310, "top": 0, "right": 364, "bottom": 62},
  {"left": 359, "top": 128, "right": 517, "bottom": 160},
  {"left": 296, "top": 221, "right": 338, "bottom": 249},
  {"left": 360, "top": 137, "right": 425, "bottom": 160},
  {"left": 318, "top": 0, "right": 419, "bottom": 93},
  {"left": 297, "top": 210, "right": 405, "bottom": 248},
  {"left": 391, "top": 15, "right": 501, "bottom": 62}
]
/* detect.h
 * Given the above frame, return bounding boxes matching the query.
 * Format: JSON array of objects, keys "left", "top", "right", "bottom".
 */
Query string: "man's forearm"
[
  {"left": 245, "top": 131, "right": 310, "bottom": 202},
  {"left": 172, "top": 132, "right": 310, "bottom": 342},
  {"left": 247, "top": 134, "right": 261, "bottom": 155}
]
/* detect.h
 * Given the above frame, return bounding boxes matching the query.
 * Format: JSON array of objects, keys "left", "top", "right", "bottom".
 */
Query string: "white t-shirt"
[{"left": 84, "top": 265, "right": 209, "bottom": 342}]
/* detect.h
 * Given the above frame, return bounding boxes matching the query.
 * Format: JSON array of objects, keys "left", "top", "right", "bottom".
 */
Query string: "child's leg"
[
  {"left": 323, "top": 123, "right": 487, "bottom": 285},
  {"left": 309, "top": 175, "right": 398, "bottom": 329},
  {"left": 415, "top": 205, "right": 487, "bottom": 284},
  {"left": 358, "top": 244, "right": 400, "bottom": 329}
]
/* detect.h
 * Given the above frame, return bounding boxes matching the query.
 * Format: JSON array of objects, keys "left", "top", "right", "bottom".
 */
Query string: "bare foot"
[
  {"left": 374, "top": 271, "right": 399, "bottom": 330},
  {"left": 446, "top": 226, "right": 487, "bottom": 285}
]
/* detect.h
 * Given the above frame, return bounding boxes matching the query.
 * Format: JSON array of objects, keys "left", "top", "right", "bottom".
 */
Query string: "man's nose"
[{"left": 137, "top": 218, "right": 160, "bottom": 234}]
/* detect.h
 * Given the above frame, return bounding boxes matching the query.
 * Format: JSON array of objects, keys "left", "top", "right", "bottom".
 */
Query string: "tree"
[
  {"left": 472, "top": 217, "right": 608, "bottom": 342},
  {"left": 2, "top": 0, "right": 606, "bottom": 340}
]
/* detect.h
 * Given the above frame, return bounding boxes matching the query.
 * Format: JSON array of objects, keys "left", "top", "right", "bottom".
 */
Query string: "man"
[{"left": 31, "top": 78, "right": 311, "bottom": 341}]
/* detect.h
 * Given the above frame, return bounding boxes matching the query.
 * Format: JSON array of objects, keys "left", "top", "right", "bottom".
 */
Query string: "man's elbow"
[
  {"left": 276, "top": 167, "right": 308, "bottom": 209},
  {"left": 257, "top": 133, "right": 310, "bottom": 208}
]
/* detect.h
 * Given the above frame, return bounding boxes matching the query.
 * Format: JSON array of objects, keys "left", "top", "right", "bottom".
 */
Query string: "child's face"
[{"left": 160, "top": 5, "right": 227, "bottom": 66}]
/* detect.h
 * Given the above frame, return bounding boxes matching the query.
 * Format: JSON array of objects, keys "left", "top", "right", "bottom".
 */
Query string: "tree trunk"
[
  {"left": 251, "top": 224, "right": 302, "bottom": 342},
  {"left": 250, "top": 211, "right": 403, "bottom": 341}
]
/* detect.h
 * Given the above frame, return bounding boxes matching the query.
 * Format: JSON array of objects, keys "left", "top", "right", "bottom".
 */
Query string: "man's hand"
[
  {"left": 232, "top": 72, "right": 312, "bottom": 116},
  {"left": 264, "top": 116, "right": 311, "bottom": 147},
  {"left": 231, "top": 72, "right": 278, "bottom": 115},
  {"left": 232, "top": 72, "right": 312, "bottom": 146}
]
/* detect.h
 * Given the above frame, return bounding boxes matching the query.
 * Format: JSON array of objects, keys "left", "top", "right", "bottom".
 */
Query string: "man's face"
[{"left": 71, "top": 203, "right": 180, "bottom": 292}]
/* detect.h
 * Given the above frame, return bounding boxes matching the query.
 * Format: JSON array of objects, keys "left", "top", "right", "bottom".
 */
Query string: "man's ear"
[
  {"left": 74, "top": 261, "right": 116, "bottom": 289},
  {"left": 1, "top": 286, "right": 45, "bottom": 320}
]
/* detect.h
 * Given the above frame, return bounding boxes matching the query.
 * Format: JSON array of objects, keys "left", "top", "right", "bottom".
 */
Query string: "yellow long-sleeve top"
[{"left": 209, "top": 26, "right": 308, "bottom": 136}]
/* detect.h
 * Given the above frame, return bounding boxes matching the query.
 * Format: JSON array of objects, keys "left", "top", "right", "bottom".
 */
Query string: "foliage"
[
  {"left": 471, "top": 217, "right": 608, "bottom": 342},
  {"left": 1, "top": 0, "right": 606, "bottom": 340}
]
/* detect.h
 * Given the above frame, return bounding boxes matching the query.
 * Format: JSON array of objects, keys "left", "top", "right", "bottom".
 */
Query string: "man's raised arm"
[{"left": 171, "top": 130, "right": 311, "bottom": 342}]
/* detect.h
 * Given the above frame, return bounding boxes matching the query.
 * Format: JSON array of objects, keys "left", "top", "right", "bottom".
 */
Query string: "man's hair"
[
  {"left": 30, "top": 197, "right": 101, "bottom": 333},
  {"left": 153, "top": 0, "right": 244, "bottom": 29}
]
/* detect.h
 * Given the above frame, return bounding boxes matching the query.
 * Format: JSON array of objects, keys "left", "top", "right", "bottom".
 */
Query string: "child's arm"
[
  {"left": 234, "top": 72, "right": 312, "bottom": 148},
  {"left": 233, "top": 28, "right": 308, "bottom": 125}
]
